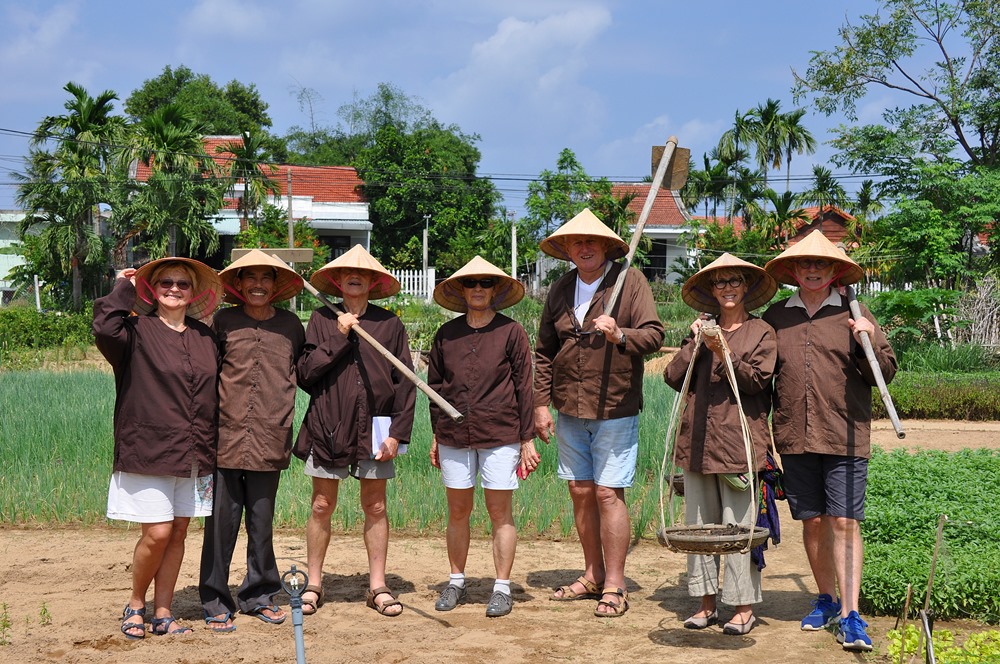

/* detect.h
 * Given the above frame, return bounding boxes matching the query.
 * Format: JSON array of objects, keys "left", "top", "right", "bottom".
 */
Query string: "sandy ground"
[{"left": 1, "top": 420, "right": 997, "bottom": 664}]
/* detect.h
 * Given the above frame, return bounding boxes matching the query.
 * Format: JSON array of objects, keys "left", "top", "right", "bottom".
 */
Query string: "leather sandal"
[
  {"left": 121, "top": 604, "right": 146, "bottom": 640},
  {"left": 366, "top": 586, "right": 402, "bottom": 617},
  {"left": 300, "top": 585, "right": 324, "bottom": 616},
  {"left": 550, "top": 575, "right": 602, "bottom": 601},
  {"left": 150, "top": 615, "right": 193, "bottom": 635},
  {"left": 594, "top": 587, "right": 629, "bottom": 617}
]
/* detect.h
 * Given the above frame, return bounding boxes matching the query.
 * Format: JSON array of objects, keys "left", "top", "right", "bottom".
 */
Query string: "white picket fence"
[{"left": 390, "top": 268, "right": 436, "bottom": 300}]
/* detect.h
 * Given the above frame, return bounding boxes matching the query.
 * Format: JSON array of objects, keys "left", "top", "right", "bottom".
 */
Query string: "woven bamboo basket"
[{"left": 656, "top": 524, "right": 770, "bottom": 555}]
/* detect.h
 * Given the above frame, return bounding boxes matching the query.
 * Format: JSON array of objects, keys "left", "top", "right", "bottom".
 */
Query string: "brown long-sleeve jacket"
[
  {"left": 294, "top": 304, "right": 416, "bottom": 468},
  {"left": 93, "top": 279, "right": 220, "bottom": 478},
  {"left": 534, "top": 262, "right": 665, "bottom": 419},
  {"left": 428, "top": 313, "right": 534, "bottom": 448},
  {"left": 763, "top": 294, "right": 897, "bottom": 458},
  {"left": 663, "top": 318, "right": 776, "bottom": 474}
]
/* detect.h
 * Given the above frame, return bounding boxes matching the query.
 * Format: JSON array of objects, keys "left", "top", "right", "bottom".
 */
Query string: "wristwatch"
[{"left": 618, "top": 331, "right": 626, "bottom": 346}]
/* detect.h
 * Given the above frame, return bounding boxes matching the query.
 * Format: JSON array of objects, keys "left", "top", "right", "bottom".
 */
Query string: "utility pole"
[
  {"left": 423, "top": 214, "right": 431, "bottom": 301},
  {"left": 508, "top": 210, "right": 517, "bottom": 278}
]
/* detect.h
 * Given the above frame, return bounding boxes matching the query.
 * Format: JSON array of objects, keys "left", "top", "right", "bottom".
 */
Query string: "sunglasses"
[
  {"left": 157, "top": 278, "right": 192, "bottom": 291},
  {"left": 795, "top": 258, "right": 832, "bottom": 270},
  {"left": 460, "top": 278, "right": 497, "bottom": 289},
  {"left": 711, "top": 277, "right": 745, "bottom": 290}
]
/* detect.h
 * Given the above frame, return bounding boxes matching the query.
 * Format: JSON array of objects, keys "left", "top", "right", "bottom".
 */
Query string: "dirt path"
[{"left": 0, "top": 420, "right": 996, "bottom": 664}]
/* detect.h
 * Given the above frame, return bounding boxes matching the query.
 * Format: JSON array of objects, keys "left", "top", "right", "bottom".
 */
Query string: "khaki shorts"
[{"left": 304, "top": 453, "right": 395, "bottom": 481}]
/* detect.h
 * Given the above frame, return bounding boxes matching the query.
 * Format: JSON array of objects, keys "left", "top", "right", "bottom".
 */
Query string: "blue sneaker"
[
  {"left": 800, "top": 594, "right": 841, "bottom": 631},
  {"left": 837, "top": 611, "right": 873, "bottom": 651}
]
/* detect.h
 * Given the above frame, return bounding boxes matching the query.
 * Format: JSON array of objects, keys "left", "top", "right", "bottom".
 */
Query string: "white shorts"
[
  {"left": 438, "top": 443, "right": 520, "bottom": 491},
  {"left": 106, "top": 467, "right": 214, "bottom": 523}
]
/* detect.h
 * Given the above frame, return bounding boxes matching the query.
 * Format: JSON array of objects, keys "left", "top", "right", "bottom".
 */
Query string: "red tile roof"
[
  {"left": 132, "top": 136, "right": 365, "bottom": 207},
  {"left": 611, "top": 183, "right": 690, "bottom": 228}
]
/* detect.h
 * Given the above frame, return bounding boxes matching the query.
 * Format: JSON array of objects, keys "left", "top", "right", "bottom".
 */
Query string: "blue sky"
[{"left": 0, "top": 0, "right": 897, "bottom": 213}]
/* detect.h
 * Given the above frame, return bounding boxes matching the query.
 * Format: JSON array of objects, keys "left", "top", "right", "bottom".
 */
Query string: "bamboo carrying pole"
[
  {"left": 299, "top": 277, "right": 464, "bottom": 423},
  {"left": 604, "top": 136, "right": 679, "bottom": 316},
  {"left": 844, "top": 285, "right": 905, "bottom": 439}
]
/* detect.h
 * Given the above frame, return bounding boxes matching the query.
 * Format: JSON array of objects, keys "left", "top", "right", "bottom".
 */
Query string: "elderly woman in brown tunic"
[
  {"left": 763, "top": 230, "right": 896, "bottom": 652},
  {"left": 199, "top": 250, "right": 305, "bottom": 631},
  {"left": 664, "top": 253, "right": 777, "bottom": 635},
  {"left": 427, "top": 256, "right": 539, "bottom": 618},
  {"left": 294, "top": 245, "right": 416, "bottom": 617},
  {"left": 93, "top": 257, "right": 222, "bottom": 639}
]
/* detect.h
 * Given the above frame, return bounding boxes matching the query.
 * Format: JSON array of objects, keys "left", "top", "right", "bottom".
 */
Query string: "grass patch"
[{"left": 874, "top": 372, "right": 1000, "bottom": 420}]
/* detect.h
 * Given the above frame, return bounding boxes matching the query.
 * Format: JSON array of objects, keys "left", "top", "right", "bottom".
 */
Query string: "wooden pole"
[
  {"left": 844, "top": 285, "right": 905, "bottom": 438},
  {"left": 299, "top": 278, "right": 464, "bottom": 423},
  {"left": 604, "top": 136, "right": 679, "bottom": 315}
]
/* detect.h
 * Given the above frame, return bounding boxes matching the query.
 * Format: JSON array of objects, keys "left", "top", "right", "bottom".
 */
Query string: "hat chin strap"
[
  {"left": 223, "top": 282, "right": 247, "bottom": 303},
  {"left": 790, "top": 265, "right": 849, "bottom": 292}
]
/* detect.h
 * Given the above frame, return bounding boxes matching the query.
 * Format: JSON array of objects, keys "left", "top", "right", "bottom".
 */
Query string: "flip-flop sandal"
[
  {"left": 150, "top": 616, "right": 194, "bottom": 635},
  {"left": 204, "top": 612, "right": 237, "bottom": 633},
  {"left": 550, "top": 575, "right": 602, "bottom": 601},
  {"left": 244, "top": 604, "right": 286, "bottom": 624},
  {"left": 366, "top": 586, "right": 402, "bottom": 617},
  {"left": 594, "top": 587, "right": 629, "bottom": 618},
  {"left": 121, "top": 605, "right": 146, "bottom": 640},
  {"left": 301, "top": 585, "right": 324, "bottom": 616}
]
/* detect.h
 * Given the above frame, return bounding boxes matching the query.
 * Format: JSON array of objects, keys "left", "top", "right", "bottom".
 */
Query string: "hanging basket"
[{"left": 656, "top": 524, "right": 769, "bottom": 555}]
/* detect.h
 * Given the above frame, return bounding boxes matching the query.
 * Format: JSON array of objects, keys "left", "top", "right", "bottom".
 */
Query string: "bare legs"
[
  {"left": 124, "top": 517, "right": 191, "bottom": 635},
  {"left": 444, "top": 487, "right": 516, "bottom": 580},
  {"left": 305, "top": 476, "right": 401, "bottom": 616},
  {"left": 561, "top": 480, "right": 629, "bottom": 613},
  {"left": 802, "top": 515, "right": 864, "bottom": 616}
]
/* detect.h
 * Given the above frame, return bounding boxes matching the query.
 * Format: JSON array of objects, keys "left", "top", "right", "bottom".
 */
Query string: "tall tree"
[
  {"left": 792, "top": 0, "right": 1000, "bottom": 168},
  {"left": 523, "top": 148, "right": 612, "bottom": 241},
  {"left": 216, "top": 129, "right": 281, "bottom": 234},
  {"left": 802, "top": 165, "right": 848, "bottom": 236},
  {"left": 779, "top": 108, "right": 817, "bottom": 193}
]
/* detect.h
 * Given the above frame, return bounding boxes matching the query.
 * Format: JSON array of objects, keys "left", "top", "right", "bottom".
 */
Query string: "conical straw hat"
[
  {"left": 434, "top": 255, "right": 525, "bottom": 313},
  {"left": 310, "top": 244, "right": 401, "bottom": 300},
  {"left": 219, "top": 249, "right": 304, "bottom": 304},
  {"left": 539, "top": 208, "right": 629, "bottom": 261},
  {"left": 134, "top": 256, "right": 223, "bottom": 321},
  {"left": 681, "top": 253, "right": 777, "bottom": 315},
  {"left": 765, "top": 230, "right": 864, "bottom": 286}
]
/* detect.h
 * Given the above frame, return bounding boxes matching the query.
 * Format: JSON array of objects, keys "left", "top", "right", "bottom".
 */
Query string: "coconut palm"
[
  {"left": 747, "top": 98, "right": 784, "bottom": 184},
  {"left": 802, "top": 165, "right": 848, "bottom": 236},
  {"left": 760, "top": 188, "right": 810, "bottom": 248},
  {"left": 216, "top": 128, "right": 280, "bottom": 234},
  {"left": 779, "top": 108, "right": 817, "bottom": 193}
]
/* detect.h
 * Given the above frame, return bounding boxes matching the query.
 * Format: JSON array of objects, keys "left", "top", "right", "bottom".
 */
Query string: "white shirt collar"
[{"left": 787, "top": 289, "right": 842, "bottom": 310}]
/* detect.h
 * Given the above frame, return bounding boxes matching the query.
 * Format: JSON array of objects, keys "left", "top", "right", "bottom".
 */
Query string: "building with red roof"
[{"left": 612, "top": 182, "right": 692, "bottom": 283}]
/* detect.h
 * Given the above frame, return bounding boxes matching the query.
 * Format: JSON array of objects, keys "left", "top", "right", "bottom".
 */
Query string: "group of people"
[
  {"left": 93, "top": 207, "right": 894, "bottom": 653},
  {"left": 664, "top": 229, "right": 896, "bottom": 651}
]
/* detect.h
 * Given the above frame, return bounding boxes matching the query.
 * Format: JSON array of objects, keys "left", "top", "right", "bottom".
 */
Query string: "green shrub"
[
  {"left": 862, "top": 448, "right": 1000, "bottom": 622},
  {"left": 0, "top": 305, "right": 94, "bottom": 351},
  {"left": 888, "top": 625, "right": 1000, "bottom": 664},
  {"left": 875, "top": 372, "right": 1000, "bottom": 420},
  {"left": 898, "top": 342, "right": 1000, "bottom": 373}
]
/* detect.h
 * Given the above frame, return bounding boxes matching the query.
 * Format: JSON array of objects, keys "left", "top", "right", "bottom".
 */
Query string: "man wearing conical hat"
[
  {"left": 294, "top": 244, "right": 416, "bottom": 618},
  {"left": 762, "top": 230, "right": 896, "bottom": 652},
  {"left": 199, "top": 249, "right": 306, "bottom": 631},
  {"left": 534, "top": 208, "right": 665, "bottom": 617}
]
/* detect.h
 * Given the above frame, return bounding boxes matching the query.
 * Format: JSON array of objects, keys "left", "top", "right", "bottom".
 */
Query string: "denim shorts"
[
  {"left": 555, "top": 413, "right": 638, "bottom": 488},
  {"left": 781, "top": 453, "right": 868, "bottom": 521},
  {"left": 438, "top": 443, "right": 520, "bottom": 490}
]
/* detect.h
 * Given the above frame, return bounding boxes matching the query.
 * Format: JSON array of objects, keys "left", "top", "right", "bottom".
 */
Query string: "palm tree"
[
  {"left": 748, "top": 98, "right": 784, "bottom": 185},
  {"left": 217, "top": 128, "right": 280, "bottom": 234},
  {"left": 779, "top": 108, "right": 817, "bottom": 193},
  {"left": 717, "top": 109, "right": 755, "bottom": 222},
  {"left": 802, "top": 165, "right": 848, "bottom": 236},
  {"left": 761, "top": 188, "right": 810, "bottom": 247},
  {"left": 19, "top": 82, "right": 123, "bottom": 309}
]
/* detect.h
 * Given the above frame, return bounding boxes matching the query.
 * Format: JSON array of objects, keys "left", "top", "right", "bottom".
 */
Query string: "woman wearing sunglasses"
[
  {"left": 664, "top": 253, "right": 778, "bottom": 635},
  {"left": 427, "top": 256, "right": 539, "bottom": 618},
  {"left": 93, "top": 257, "right": 223, "bottom": 639}
]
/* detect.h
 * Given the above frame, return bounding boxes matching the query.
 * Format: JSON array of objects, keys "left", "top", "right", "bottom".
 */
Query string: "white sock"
[
  {"left": 493, "top": 579, "right": 511, "bottom": 596},
  {"left": 449, "top": 573, "right": 465, "bottom": 588}
]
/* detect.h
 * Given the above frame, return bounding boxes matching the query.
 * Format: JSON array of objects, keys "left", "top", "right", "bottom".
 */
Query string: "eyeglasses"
[
  {"left": 795, "top": 258, "right": 832, "bottom": 270},
  {"left": 711, "top": 277, "right": 745, "bottom": 290},
  {"left": 461, "top": 278, "right": 497, "bottom": 289},
  {"left": 157, "top": 278, "right": 192, "bottom": 290}
]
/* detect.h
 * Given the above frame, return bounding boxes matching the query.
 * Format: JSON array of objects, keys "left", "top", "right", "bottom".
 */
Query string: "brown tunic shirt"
[
  {"left": 763, "top": 292, "right": 897, "bottom": 459},
  {"left": 534, "top": 262, "right": 665, "bottom": 419},
  {"left": 663, "top": 318, "right": 776, "bottom": 474},
  {"left": 93, "top": 278, "right": 220, "bottom": 477},
  {"left": 428, "top": 313, "right": 534, "bottom": 448},
  {"left": 214, "top": 306, "right": 305, "bottom": 471},
  {"left": 294, "top": 304, "right": 416, "bottom": 468}
]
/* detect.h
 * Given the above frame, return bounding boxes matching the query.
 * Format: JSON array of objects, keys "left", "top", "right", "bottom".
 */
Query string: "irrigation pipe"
[
  {"left": 298, "top": 274, "right": 464, "bottom": 423},
  {"left": 844, "top": 285, "right": 905, "bottom": 439}
]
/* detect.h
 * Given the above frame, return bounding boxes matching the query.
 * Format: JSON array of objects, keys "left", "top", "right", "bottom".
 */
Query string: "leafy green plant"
[
  {"left": 898, "top": 343, "right": 1000, "bottom": 373},
  {"left": 38, "top": 603, "right": 51, "bottom": 627},
  {"left": 874, "top": 372, "right": 1000, "bottom": 420},
  {"left": 865, "top": 288, "right": 964, "bottom": 351},
  {"left": 887, "top": 624, "right": 1000, "bottom": 664},
  {"left": 0, "top": 305, "right": 94, "bottom": 351},
  {"left": 0, "top": 602, "right": 10, "bottom": 645}
]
